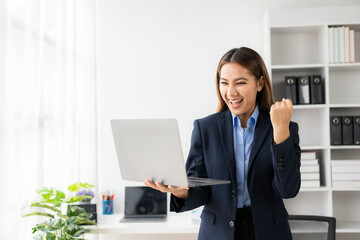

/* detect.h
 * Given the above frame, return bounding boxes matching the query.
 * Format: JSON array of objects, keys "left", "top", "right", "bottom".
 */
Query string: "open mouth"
[{"left": 229, "top": 99, "right": 243, "bottom": 108}]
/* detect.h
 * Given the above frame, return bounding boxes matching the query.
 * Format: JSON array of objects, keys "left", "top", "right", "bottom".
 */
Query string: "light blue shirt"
[{"left": 232, "top": 106, "right": 259, "bottom": 208}]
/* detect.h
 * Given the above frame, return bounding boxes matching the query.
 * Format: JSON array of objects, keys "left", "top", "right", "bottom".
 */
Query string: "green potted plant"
[{"left": 23, "top": 182, "right": 96, "bottom": 240}]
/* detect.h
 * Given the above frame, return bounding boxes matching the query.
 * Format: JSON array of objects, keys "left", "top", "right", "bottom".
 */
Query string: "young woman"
[{"left": 145, "top": 47, "right": 301, "bottom": 240}]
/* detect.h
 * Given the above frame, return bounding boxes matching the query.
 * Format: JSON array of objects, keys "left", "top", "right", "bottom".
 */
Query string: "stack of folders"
[
  {"left": 285, "top": 75, "right": 324, "bottom": 105},
  {"left": 328, "top": 26, "right": 356, "bottom": 63},
  {"left": 300, "top": 152, "right": 320, "bottom": 188},
  {"left": 332, "top": 160, "right": 360, "bottom": 188},
  {"left": 330, "top": 116, "right": 360, "bottom": 145}
]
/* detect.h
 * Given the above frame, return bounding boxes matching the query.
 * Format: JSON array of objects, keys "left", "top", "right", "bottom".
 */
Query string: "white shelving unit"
[{"left": 264, "top": 6, "right": 360, "bottom": 240}]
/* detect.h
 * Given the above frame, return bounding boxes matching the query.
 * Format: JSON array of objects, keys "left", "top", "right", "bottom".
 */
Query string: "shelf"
[
  {"left": 300, "top": 145, "right": 327, "bottom": 150},
  {"left": 300, "top": 187, "right": 329, "bottom": 192},
  {"left": 293, "top": 105, "right": 327, "bottom": 110},
  {"left": 329, "top": 104, "right": 360, "bottom": 108},
  {"left": 329, "top": 62, "right": 360, "bottom": 70},
  {"left": 292, "top": 108, "right": 328, "bottom": 146},
  {"left": 271, "top": 25, "right": 324, "bottom": 34},
  {"left": 331, "top": 188, "right": 360, "bottom": 192},
  {"left": 270, "top": 67, "right": 326, "bottom": 103},
  {"left": 329, "top": 67, "right": 360, "bottom": 105},
  {"left": 330, "top": 146, "right": 360, "bottom": 150},
  {"left": 333, "top": 192, "right": 360, "bottom": 224},
  {"left": 270, "top": 25, "right": 327, "bottom": 65},
  {"left": 271, "top": 64, "right": 326, "bottom": 70},
  {"left": 336, "top": 222, "right": 360, "bottom": 233},
  {"left": 266, "top": 8, "right": 360, "bottom": 238}
]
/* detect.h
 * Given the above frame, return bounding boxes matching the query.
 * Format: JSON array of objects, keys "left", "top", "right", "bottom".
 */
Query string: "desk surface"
[
  {"left": 90, "top": 212, "right": 200, "bottom": 234},
  {"left": 90, "top": 212, "right": 334, "bottom": 235}
]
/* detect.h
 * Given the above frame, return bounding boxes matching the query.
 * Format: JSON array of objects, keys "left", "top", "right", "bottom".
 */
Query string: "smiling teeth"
[{"left": 230, "top": 99, "right": 241, "bottom": 103}]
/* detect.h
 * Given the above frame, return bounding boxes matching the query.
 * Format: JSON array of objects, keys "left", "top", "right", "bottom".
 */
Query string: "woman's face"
[{"left": 219, "top": 62, "right": 263, "bottom": 123}]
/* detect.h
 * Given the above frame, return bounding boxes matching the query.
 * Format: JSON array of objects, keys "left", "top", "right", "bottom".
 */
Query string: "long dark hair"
[{"left": 215, "top": 47, "right": 274, "bottom": 113}]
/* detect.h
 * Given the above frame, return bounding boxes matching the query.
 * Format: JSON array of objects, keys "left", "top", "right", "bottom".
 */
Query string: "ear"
[{"left": 257, "top": 76, "right": 264, "bottom": 92}]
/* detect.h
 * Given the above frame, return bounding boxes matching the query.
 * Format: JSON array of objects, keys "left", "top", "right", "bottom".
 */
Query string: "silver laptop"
[
  {"left": 120, "top": 186, "right": 167, "bottom": 222},
  {"left": 110, "top": 119, "right": 230, "bottom": 187}
]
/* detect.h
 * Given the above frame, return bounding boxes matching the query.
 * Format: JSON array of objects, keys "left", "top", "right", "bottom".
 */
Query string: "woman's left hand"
[{"left": 270, "top": 98, "right": 293, "bottom": 144}]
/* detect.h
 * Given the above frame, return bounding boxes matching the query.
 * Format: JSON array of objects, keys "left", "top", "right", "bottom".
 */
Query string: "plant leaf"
[
  {"left": 66, "top": 205, "right": 92, "bottom": 218},
  {"left": 33, "top": 233, "right": 48, "bottom": 240},
  {"left": 35, "top": 187, "right": 65, "bottom": 207},
  {"left": 31, "top": 219, "right": 62, "bottom": 234},
  {"left": 45, "top": 232, "right": 57, "bottom": 240},
  {"left": 23, "top": 212, "right": 55, "bottom": 219},
  {"left": 64, "top": 223, "right": 90, "bottom": 238},
  {"left": 56, "top": 190, "right": 66, "bottom": 199},
  {"left": 67, "top": 182, "right": 95, "bottom": 192},
  {"left": 67, "top": 216, "right": 95, "bottom": 225},
  {"left": 30, "top": 203, "right": 61, "bottom": 214},
  {"left": 76, "top": 220, "right": 96, "bottom": 226}
]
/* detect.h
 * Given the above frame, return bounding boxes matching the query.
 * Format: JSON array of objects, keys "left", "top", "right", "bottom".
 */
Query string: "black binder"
[
  {"left": 310, "top": 75, "right": 324, "bottom": 104},
  {"left": 342, "top": 116, "right": 354, "bottom": 145},
  {"left": 285, "top": 76, "right": 297, "bottom": 104},
  {"left": 297, "top": 76, "right": 310, "bottom": 104},
  {"left": 330, "top": 116, "right": 342, "bottom": 145},
  {"left": 354, "top": 116, "right": 360, "bottom": 145}
]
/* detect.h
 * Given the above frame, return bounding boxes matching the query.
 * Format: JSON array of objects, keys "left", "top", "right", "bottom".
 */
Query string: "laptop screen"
[{"left": 124, "top": 186, "right": 167, "bottom": 217}]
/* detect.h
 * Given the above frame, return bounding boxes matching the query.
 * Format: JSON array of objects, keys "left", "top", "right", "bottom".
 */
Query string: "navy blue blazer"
[{"left": 171, "top": 109, "right": 301, "bottom": 240}]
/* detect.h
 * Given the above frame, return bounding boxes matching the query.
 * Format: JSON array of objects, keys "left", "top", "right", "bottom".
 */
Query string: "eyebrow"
[{"left": 219, "top": 77, "right": 248, "bottom": 81}]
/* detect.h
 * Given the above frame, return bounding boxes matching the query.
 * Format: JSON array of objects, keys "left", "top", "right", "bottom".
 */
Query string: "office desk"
[
  {"left": 86, "top": 212, "right": 200, "bottom": 240},
  {"left": 86, "top": 211, "right": 333, "bottom": 240}
]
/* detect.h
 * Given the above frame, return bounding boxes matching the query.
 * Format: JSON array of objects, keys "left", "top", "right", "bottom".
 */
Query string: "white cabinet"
[{"left": 264, "top": 6, "right": 360, "bottom": 240}]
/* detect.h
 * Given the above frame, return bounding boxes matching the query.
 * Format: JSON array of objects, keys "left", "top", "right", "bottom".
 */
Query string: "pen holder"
[{"left": 102, "top": 200, "right": 114, "bottom": 215}]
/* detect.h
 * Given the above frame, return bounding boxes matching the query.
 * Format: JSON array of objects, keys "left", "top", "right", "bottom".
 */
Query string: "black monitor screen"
[{"left": 124, "top": 186, "right": 167, "bottom": 216}]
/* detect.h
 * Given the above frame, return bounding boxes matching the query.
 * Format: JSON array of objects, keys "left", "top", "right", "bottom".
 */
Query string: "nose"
[{"left": 227, "top": 84, "right": 238, "bottom": 97}]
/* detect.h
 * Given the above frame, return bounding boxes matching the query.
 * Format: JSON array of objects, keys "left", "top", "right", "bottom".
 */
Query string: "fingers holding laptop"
[{"left": 144, "top": 179, "right": 189, "bottom": 200}]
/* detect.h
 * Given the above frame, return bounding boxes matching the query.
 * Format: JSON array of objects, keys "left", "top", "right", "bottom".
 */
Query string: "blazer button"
[
  {"left": 232, "top": 191, "right": 236, "bottom": 197},
  {"left": 229, "top": 221, "right": 234, "bottom": 227}
]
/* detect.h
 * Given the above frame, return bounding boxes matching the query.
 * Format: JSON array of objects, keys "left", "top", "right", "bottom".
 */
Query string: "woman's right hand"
[{"left": 144, "top": 179, "right": 189, "bottom": 200}]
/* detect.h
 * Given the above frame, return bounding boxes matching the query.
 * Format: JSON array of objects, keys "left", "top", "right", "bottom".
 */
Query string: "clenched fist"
[{"left": 270, "top": 98, "right": 293, "bottom": 144}]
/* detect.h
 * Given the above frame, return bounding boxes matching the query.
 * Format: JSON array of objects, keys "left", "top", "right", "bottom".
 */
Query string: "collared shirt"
[{"left": 232, "top": 106, "right": 259, "bottom": 208}]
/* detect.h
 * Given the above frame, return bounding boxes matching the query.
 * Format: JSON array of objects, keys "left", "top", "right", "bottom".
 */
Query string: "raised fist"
[{"left": 270, "top": 98, "right": 293, "bottom": 144}]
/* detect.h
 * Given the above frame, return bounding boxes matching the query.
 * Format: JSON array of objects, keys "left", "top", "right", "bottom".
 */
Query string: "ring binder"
[
  {"left": 330, "top": 116, "right": 342, "bottom": 145},
  {"left": 285, "top": 76, "right": 297, "bottom": 105},
  {"left": 297, "top": 76, "right": 310, "bottom": 104},
  {"left": 310, "top": 75, "right": 324, "bottom": 104},
  {"left": 342, "top": 116, "right": 354, "bottom": 145},
  {"left": 354, "top": 116, "right": 360, "bottom": 145}
]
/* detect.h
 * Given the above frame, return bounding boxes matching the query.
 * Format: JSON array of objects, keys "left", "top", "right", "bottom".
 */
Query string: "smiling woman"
[
  {"left": 218, "top": 62, "right": 264, "bottom": 128},
  {"left": 216, "top": 47, "right": 274, "bottom": 116},
  {"left": 145, "top": 46, "right": 301, "bottom": 240}
]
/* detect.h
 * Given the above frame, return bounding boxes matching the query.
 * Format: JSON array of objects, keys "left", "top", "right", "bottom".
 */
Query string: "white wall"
[{"left": 95, "top": 0, "right": 360, "bottom": 215}]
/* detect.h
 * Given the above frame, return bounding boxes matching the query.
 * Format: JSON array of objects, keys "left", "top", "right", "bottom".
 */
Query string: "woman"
[{"left": 145, "top": 47, "right": 301, "bottom": 240}]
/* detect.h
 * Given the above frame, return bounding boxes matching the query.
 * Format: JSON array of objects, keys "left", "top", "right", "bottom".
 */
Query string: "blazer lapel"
[
  {"left": 217, "top": 110, "right": 237, "bottom": 187},
  {"left": 249, "top": 111, "right": 272, "bottom": 171}
]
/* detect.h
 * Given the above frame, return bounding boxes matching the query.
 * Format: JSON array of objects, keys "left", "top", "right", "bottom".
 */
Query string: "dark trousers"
[{"left": 235, "top": 207, "right": 256, "bottom": 240}]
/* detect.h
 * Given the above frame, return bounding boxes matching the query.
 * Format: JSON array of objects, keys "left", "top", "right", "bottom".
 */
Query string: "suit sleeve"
[
  {"left": 170, "top": 119, "right": 210, "bottom": 212},
  {"left": 271, "top": 121, "right": 301, "bottom": 199}
]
